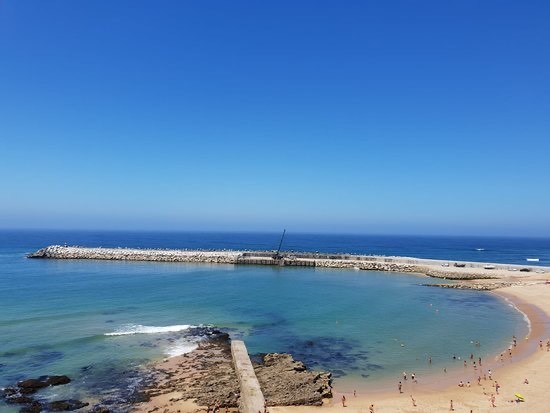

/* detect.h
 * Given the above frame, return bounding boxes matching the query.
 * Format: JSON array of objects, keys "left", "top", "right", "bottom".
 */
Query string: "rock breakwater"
[
  {"left": 29, "top": 245, "right": 241, "bottom": 264},
  {"left": 29, "top": 245, "right": 548, "bottom": 281}
]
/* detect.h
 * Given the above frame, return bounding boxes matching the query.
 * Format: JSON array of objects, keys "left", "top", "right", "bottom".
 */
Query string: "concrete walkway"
[{"left": 231, "top": 340, "right": 265, "bottom": 413}]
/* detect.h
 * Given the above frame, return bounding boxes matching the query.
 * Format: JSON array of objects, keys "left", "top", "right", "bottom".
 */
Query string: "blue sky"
[{"left": 1, "top": 1, "right": 549, "bottom": 236}]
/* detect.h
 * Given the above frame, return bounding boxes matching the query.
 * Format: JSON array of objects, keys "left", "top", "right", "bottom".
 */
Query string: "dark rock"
[
  {"left": 19, "top": 401, "right": 43, "bottom": 413},
  {"left": 45, "top": 375, "right": 71, "bottom": 386},
  {"left": 17, "top": 379, "right": 48, "bottom": 393},
  {"left": 128, "top": 391, "right": 150, "bottom": 403},
  {"left": 89, "top": 407, "right": 111, "bottom": 413},
  {"left": 2, "top": 386, "right": 18, "bottom": 397},
  {"left": 5, "top": 395, "right": 34, "bottom": 404},
  {"left": 47, "top": 399, "right": 89, "bottom": 411}
]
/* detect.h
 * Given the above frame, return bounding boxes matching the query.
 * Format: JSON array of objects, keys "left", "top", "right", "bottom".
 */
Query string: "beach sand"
[{"left": 132, "top": 265, "right": 550, "bottom": 413}]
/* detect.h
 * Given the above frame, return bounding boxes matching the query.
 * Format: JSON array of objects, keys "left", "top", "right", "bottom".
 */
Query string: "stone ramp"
[{"left": 231, "top": 340, "right": 265, "bottom": 413}]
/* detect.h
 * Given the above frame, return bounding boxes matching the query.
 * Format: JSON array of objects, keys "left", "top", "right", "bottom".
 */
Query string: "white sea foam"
[
  {"left": 165, "top": 340, "right": 199, "bottom": 357},
  {"left": 105, "top": 324, "right": 193, "bottom": 336},
  {"left": 505, "top": 300, "right": 532, "bottom": 335}
]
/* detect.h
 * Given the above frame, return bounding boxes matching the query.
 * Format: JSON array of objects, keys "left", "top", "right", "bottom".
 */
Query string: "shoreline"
[
  {"left": 132, "top": 285, "right": 550, "bottom": 413},
  {"left": 22, "top": 245, "right": 550, "bottom": 411},
  {"left": 273, "top": 284, "right": 550, "bottom": 413}
]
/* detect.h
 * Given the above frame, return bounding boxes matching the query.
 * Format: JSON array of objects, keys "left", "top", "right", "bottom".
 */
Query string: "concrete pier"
[{"left": 231, "top": 340, "right": 265, "bottom": 413}]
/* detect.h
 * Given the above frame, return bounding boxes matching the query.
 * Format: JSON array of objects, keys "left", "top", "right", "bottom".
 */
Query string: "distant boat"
[
  {"left": 475, "top": 248, "right": 485, "bottom": 251},
  {"left": 526, "top": 258, "right": 540, "bottom": 262}
]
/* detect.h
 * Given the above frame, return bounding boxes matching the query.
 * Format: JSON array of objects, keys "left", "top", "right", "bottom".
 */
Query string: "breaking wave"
[
  {"left": 105, "top": 324, "right": 193, "bottom": 336},
  {"left": 165, "top": 340, "right": 199, "bottom": 357}
]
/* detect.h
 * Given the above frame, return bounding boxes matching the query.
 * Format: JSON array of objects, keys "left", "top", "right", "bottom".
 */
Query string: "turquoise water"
[{"left": 0, "top": 233, "right": 531, "bottom": 410}]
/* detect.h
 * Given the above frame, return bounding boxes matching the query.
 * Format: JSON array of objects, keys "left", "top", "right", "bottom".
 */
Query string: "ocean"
[{"left": 1, "top": 230, "right": 546, "bottom": 411}]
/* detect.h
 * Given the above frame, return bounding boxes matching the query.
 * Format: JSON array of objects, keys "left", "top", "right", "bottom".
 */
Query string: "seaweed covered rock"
[{"left": 254, "top": 353, "right": 332, "bottom": 406}]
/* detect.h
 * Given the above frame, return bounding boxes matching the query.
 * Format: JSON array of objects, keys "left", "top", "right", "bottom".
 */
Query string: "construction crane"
[{"left": 273, "top": 229, "right": 286, "bottom": 260}]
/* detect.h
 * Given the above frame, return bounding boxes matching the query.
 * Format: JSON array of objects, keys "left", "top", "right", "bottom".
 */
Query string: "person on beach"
[
  {"left": 398, "top": 381, "right": 403, "bottom": 393},
  {"left": 495, "top": 381, "right": 500, "bottom": 394},
  {"left": 488, "top": 369, "right": 492, "bottom": 380},
  {"left": 369, "top": 404, "right": 374, "bottom": 413},
  {"left": 353, "top": 390, "right": 356, "bottom": 397},
  {"left": 524, "top": 378, "right": 529, "bottom": 384},
  {"left": 410, "top": 395, "right": 416, "bottom": 407},
  {"left": 479, "top": 356, "right": 482, "bottom": 366},
  {"left": 403, "top": 371, "right": 407, "bottom": 380},
  {"left": 464, "top": 360, "right": 467, "bottom": 367},
  {"left": 341, "top": 395, "right": 346, "bottom": 407},
  {"left": 539, "top": 340, "right": 543, "bottom": 349},
  {"left": 478, "top": 376, "right": 481, "bottom": 385},
  {"left": 428, "top": 356, "right": 432, "bottom": 364},
  {"left": 513, "top": 336, "right": 517, "bottom": 347},
  {"left": 490, "top": 394, "right": 496, "bottom": 407},
  {"left": 450, "top": 399, "right": 454, "bottom": 411}
]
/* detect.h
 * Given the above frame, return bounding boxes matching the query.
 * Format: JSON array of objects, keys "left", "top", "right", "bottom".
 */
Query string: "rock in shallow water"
[
  {"left": 47, "top": 399, "right": 90, "bottom": 411},
  {"left": 19, "top": 401, "right": 43, "bottom": 413}
]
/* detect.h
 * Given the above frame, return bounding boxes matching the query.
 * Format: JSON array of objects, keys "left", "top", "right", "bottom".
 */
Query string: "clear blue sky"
[{"left": 1, "top": 1, "right": 549, "bottom": 236}]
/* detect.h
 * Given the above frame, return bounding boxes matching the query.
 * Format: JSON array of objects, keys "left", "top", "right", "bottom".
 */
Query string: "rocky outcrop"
[
  {"left": 2, "top": 375, "right": 88, "bottom": 412},
  {"left": 423, "top": 281, "right": 516, "bottom": 290},
  {"left": 254, "top": 353, "right": 332, "bottom": 406},
  {"left": 47, "top": 399, "right": 90, "bottom": 411},
  {"left": 138, "top": 334, "right": 332, "bottom": 411},
  {"left": 10, "top": 375, "right": 71, "bottom": 395},
  {"left": 141, "top": 330, "right": 240, "bottom": 409}
]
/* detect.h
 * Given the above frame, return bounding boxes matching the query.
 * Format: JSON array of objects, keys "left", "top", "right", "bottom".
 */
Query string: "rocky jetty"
[
  {"left": 28, "top": 245, "right": 548, "bottom": 282},
  {"left": 254, "top": 353, "right": 332, "bottom": 406},
  {"left": 29, "top": 245, "right": 240, "bottom": 264},
  {"left": 422, "top": 283, "right": 508, "bottom": 291}
]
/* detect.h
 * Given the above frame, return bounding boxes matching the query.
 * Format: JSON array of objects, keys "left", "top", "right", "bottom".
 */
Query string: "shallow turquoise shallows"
[{"left": 1, "top": 243, "right": 527, "bottom": 409}]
